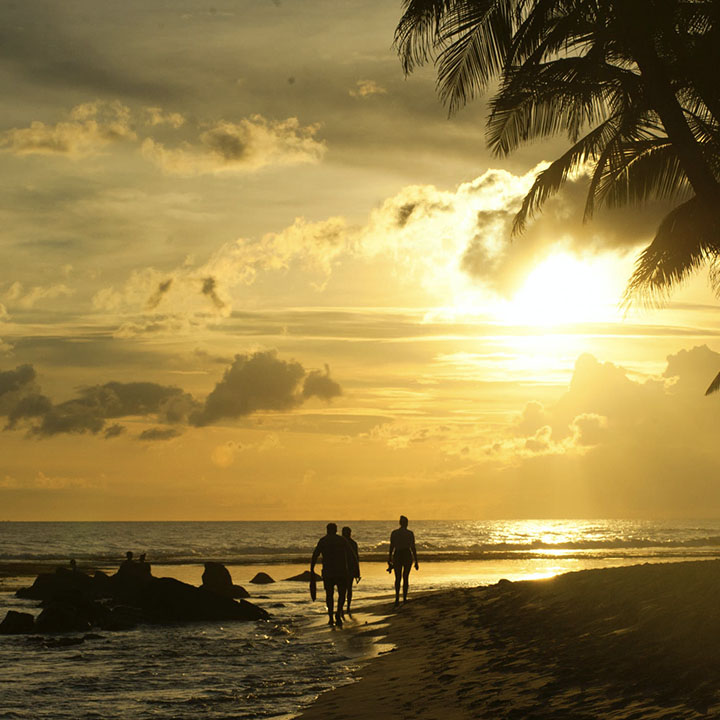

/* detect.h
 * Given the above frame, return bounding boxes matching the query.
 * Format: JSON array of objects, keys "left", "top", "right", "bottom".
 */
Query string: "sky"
[{"left": 2, "top": 0, "right": 720, "bottom": 521}]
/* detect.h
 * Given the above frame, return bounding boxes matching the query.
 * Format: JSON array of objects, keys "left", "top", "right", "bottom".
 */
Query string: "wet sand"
[{"left": 300, "top": 560, "right": 720, "bottom": 719}]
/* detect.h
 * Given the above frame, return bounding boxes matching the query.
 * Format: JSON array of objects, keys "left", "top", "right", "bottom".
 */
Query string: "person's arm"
[
  {"left": 355, "top": 542, "right": 361, "bottom": 580},
  {"left": 388, "top": 532, "right": 395, "bottom": 565},
  {"left": 310, "top": 540, "right": 322, "bottom": 574},
  {"left": 411, "top": 531, "right": 419, "bottom": 570}
]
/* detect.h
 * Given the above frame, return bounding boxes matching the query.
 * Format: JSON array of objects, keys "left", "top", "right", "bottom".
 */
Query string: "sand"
[{"left": 300, "top": 560, "right": 720, "bottom": 719}]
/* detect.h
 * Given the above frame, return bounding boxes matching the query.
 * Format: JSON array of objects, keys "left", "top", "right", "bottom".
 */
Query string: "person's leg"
[
  {"left": 393, "top": 563, "right": 402, "bottom": 606},
  {"left": 323, "top": 577, "right": 335, "bottom": 624},
  {"left": 346, "top": 579, "right": 353, "bottom": 615},
  {"left": 335, "top": 579, "right": 347, "bottom": 626},
  {"left": 402, "top": 563, "right": 412, "bottom": 602}
]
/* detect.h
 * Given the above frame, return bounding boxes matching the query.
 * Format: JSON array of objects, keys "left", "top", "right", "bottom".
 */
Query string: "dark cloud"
[
  {"left": 0, "top": 364, "right": 35, "bottom": 397},
  {"left": 32, "top": 399, "right": 106, "bottom": 437},
  {"left": 78, "top": 381, "right": 185, "bottom": 418},
  {"left": 396, "top": 203, "right": 416, "bottom": 228},
  {"left": 6, "top": 393, "right": 52, "bottom": 430},
  {"left": 192, "top": 350, "right": 342, "bottom": 426},
  {"left": 1, "top": 352, "right": 342, "bottom": 437},
  {"left": 0, "top": 364, "right": 39, "bottom": 415},
  {"left": 146, "top": 278, "right": 173, "bottom": 310},
  {"left": 192, "top": 350, "right": 305, "bottom": 425},
  {"left": 138, "top": 427, "right": 182, "bottom": 441},
  {"left": 1, "top": 372, "right": 193, "bottom": 437},
  {"left": 303, "top": 365, "right": 342, "bottom": 400},
  {"left": 104, "top": 424, "right": 126, "bottom": 439},
  {"left": 201, "top": 276, "right": 226, "bottom": 310}
]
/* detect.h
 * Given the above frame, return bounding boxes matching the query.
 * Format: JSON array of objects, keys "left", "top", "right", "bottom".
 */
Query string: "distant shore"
[{"left": 300, "top": 560, "right": 720, "bottom": 719}]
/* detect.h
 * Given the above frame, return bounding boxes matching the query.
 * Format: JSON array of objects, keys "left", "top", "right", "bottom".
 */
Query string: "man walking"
[{"left": 311, "top": 522, "right": 355, "bottom": 627}]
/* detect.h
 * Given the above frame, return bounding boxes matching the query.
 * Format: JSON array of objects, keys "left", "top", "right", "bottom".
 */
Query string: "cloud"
[
  {"left": 141, "top": 115, "right": 325, "bottom": 175},
  {"left": 0, "top": 101, "right": 137, "bottom": 157},
  {"left": 2, "top": 354, "right": 341, "bottom": 438},
  {"left": 349, "top": 80, "right": 387, "bottom": 98},
  {"left": 93, "top": 216, "right": 350, "bottom": 333},
  {"left": 191, "top": 350, "right": 342, "bottom": 426},
  {"left": 139, "top": 427, "right": 182, "bottom": 441},
  {"left": 3, "top": 281, "right": 75, "bottom": 309},
  {"left": 146, "top": 278, "right": 173, "bottom": 310},
  {"left": 303, "top": 365, "right": 342, "bottom": 400},
  {"left": 142, "top": 107, "right": 185, "bottom": 128},
  {"left": 0, "top": 364, "right": 38, "bottom": 415},
  {"left": 200, "top": 276, "right": 226, "bottom": 310},
  {"left": 0, "top": 364, "right": 36, "bottom": 398},
  {"left": 104, "top": 424, "right": 126, "bottom": 439}
]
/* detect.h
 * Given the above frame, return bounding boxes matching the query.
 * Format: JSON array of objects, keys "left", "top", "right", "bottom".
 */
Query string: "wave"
[{"left": 3, "top": 539, "right": 720, "bottom": 565}]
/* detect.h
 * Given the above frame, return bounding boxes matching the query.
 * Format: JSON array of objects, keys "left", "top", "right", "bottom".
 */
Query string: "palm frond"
[
  {"left": 705, "top": 370, "right": 720, "bottom": 396},
  {"left": 487, "top": 56, "right": 638, "bottom": 155},
  {"left": 623, "top": 195, "right": 720, "bottom": 306},
  {"left": 512, "top": 115, "right": 623, "bottom": 235},
  {"left": 394, "top": 0, "right": 461, "bottom": 74},
  {"left": 435, "top": 1, "right": 516, "bottom": 113}
]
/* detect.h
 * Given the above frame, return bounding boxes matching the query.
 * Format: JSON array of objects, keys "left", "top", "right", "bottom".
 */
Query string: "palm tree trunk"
[{"left": 616, "top": 1, "right": 720, "bottom": 206}]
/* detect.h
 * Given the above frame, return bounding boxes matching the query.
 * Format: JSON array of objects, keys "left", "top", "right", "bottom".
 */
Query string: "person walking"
[
  {"left": 341, "top": 526, "right": 360, "bottom": 617},
  {"left": 389, "top": 515, "right": 418, "bottom": 607},
  {"left": 310, "top": 523, "right": 355, "bottom": 627}
]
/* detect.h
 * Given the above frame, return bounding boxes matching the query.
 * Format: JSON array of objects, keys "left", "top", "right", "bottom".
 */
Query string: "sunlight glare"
[{"left": 497, "top": 252, "right": 625, "bottom": 326}]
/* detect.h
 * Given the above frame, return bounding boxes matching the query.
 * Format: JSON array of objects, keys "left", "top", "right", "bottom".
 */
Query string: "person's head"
[
  {"left": 399, "top": 515, "right": 408, "bottom": 528},
  {"left": 126, "top": 551, "right": 133, "bottom": 560},
  {"left": 342, "top": 526, "right": 351, "bottom": 538},
  {"left": 139, "top": 553, "right": 146, "bottom": 562},
  {"left": 326, "top": 522, "right": 338, "bottom": 535}
]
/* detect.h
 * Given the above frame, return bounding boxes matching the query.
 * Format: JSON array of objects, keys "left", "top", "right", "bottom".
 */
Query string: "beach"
[{"left": 301, "top": 560, "right": 720, "bottom": 719}]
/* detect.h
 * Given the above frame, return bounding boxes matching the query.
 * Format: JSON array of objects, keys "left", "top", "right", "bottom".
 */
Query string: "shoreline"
[{"left": 299, "top": 559, "right": 720, "bottom": 719}]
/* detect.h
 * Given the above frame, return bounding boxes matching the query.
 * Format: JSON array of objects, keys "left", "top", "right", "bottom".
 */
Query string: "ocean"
[{"left": 2, "top": 519, "right": 720, "bottom": 719}]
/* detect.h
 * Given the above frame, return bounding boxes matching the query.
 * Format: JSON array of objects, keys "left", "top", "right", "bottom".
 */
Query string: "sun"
[{"left": 495, "top": 252, "right": 627, "bottom": 327}]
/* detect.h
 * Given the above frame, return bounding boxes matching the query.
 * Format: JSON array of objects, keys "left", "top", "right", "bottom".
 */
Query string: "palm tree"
[{"left": 395, "top": 0, "right": 720, "bottom": 391}]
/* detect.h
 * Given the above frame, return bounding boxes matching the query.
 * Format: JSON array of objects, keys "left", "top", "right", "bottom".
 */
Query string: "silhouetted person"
[
  {"left": 342, "top": 526, "right": 360, "bottom": 616},
  {"left": 117, "top": 551, "right": 135, "bottom": 580},
  {"left": 389, "top": 515, "right": 418, "bottom": 606},
  {"left": 69, "top": 558, "right": 77, "bottom": 573},
  {"left": 311, "top": 523, "right": 354, "bottom": 627},
  {"left": 138, "top": 552, "right": 152, "bottom": 579}
]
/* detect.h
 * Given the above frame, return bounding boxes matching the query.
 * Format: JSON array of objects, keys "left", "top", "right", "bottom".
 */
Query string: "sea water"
[{"left": 2, "top": 519, "right": 720, "bottom": 719}]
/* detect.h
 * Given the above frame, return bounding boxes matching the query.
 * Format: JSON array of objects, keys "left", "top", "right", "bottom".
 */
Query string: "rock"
[
  {"left": 497, "top": 578, "right": 513, "bottom": 589},
  {"left": 283, "top": 570, "right": 322, "bottom": 582},
  {"left": 249, "top": 572, "right": 275, "bottom": 584},
  {"left": 201, "top": 562, "right": 234, "bottom": 598},
  {"left": 132, "top": 577, "right": 269, "bottom": 623},
  {"left": 97, "top": 605, "right": 140, "bottom": 631},
  {"left": 232, "top": 585, "right": 250, "bottom": 599},
  {"left": 16, "top": 567, "right": 108, "bottom": 602},
  {"left": 35, "top": 602, "right": 92, "bottom": 634},
  {"left": 0, "top": 610, "right": 35, "bottom": 635}
]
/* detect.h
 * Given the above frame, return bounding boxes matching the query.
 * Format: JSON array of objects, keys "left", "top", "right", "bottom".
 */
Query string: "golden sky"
[{"left": 2, "top": 0, "right": 720, "bottom": 520}]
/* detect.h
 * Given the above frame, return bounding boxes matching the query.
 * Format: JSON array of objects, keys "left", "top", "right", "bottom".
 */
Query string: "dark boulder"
[
  {"left": 16, "top": 567, "right": 107, "bottom": 602},
  {"left": 283, "top": 570, "right": 322, "bottom": 582},
  {"left": 201, "top": 562, "right": 234, "bottom": 597},
  {"left": 35, "top": 602, "right": 92, "bottom": 634},
  {"left": 0, "top": 610, "right": 35, "bottom": 635},
  {"left": 232, "top": 585, "right": 250, "bottom": 599},
  {"left": 249, "top": 572, "right": 275, "bottom": 584},
  {"left": 201, "top": 561, "right": 250, "bottom": 599},
  {"left": 132, "top": 577, "right": 269, "bottom": 623}
]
